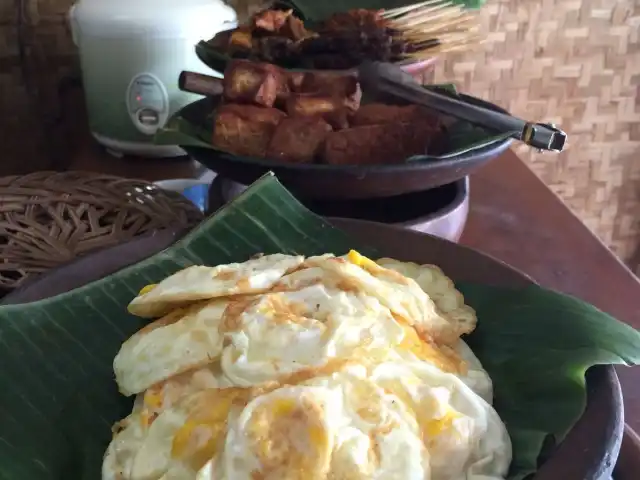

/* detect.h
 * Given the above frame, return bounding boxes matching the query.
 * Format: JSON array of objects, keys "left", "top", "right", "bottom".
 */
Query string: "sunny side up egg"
[{"left": 104, "top": 251, "right": 512, "bottom": 480}]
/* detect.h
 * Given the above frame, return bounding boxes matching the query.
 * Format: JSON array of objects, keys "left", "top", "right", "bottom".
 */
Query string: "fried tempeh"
[
  {"left": 266, "top": 117, "right": 332, "bottom": 164},
  {"left": 350, "top": 104, "right": 417, "bottom": 127},
  {"left": 323, "top": 122, "right": 429, "bottom": 166},
  {"left": 212, "top": 104, "right": 285, "bottom": 157}
]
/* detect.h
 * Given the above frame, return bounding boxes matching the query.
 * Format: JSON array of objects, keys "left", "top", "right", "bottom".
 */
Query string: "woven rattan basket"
[{"left": 0, "top": 171, "right": 203, "bottom": 293}]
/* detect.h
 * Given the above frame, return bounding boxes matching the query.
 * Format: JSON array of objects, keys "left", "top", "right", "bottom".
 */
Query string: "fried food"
[
  {"left": 323, "top": 122, "right": 427, "bottom": 166},
  {"left": 350, "top": 104, "right": 425, "bottom": 127},
  {"left": 279, "top": 14, "right": 314, "bottom": 41},
  {"left": 266, "top": 117, "right": 332, "bottom": 164},
  {"left": 320, "top": 9, "right": 386, "bottom": 32},
  {"left": 287, "top": 71, "right": 306, "bottom": 91},
  {"left": 286, "top": 93, "right": 349, "bottom": 130},
  {"left": 298, "top": 72, "right": 362, "bottom": 110},
  {"left": 206, "top": 6, "right": 431, "bottom": 70},
  {"left": 208, "top": 58, "right": 446, "bottom": 165},
  {"left": 252, "top": 8, "right": 293, "bottom": 32},
  {"left": 106, "top": 252, "right": 511, "bottom": 480},
  {"left": 228, "top": 27, "right": 253, "bottom": 51},
  {"left": 349, "top": 104, "right": 444, "bottom": 154},
  {"left": 222, "top": 60, "right": 287, "bottom": 108},
  {"left": 212, "top": 104, "right": 285, "bottom": 157}
]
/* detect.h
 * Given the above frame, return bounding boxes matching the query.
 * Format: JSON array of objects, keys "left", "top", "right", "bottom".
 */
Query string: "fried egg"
[
  {"left": 105, "top": 367, "right": 508, "bottom": 480},
  {"left": 370, "top": 362, "right": 511, "bottom": 479},
  {"left": 305, "top": 252, "right": 460, "bottom": 345},
  {"left": 455, "top": 339, "right": 494, "bottom": 403},
  {"left": 223, "top": 385, "right": 337, "bottom": 479},
  {"left": 128, "top": 254, "right": 304, "bottom": 318},
  {"left": 219, "top": 283, "right": 405, "bottom": 386},
  {"left": 375, "top": 258, "right": 477, "bottom": 337},
  {"left": 104, "top": 387, "right": 255, "bottom": 480},
  {"left": 104, "top": 252, "right": 512, "bottom": 480},
  {"left": 114, "top": 300, "right": 228, "bottom": 396}
]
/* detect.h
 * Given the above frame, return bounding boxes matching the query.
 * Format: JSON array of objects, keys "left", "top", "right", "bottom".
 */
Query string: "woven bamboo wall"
[
  {"left": 1, "top": 0, "right": 77, "bottom": 173},
  {"left": 2, "top": 0, "right": 640, "bottom": 260},
  {"left": 431, "top": 0, "right": 640, "bottom": 261}
]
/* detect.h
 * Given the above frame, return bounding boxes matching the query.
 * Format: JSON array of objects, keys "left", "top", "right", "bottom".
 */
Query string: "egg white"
[
  {"left": 114, "top": 300, "right": 228, "bottom": 396},
  {"left": 370, "top": 361, "right": 511, "bottom": 479},
  {"left": 220, "top": 369, "right": 429, "bottom": 480},
  {"left": 305, "top": 253, "right": 458, "bottom": 345},
  {"left": 219, "top": 282, "right": 405, "bottom": 387},
  {"left": 375, "top": 258, "right": 477, "bottom": 337},
  {"left": 128, "top": 254, "right": 304, "bottom": 318}
]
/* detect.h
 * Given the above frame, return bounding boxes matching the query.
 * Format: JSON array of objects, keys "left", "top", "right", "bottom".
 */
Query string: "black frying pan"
[
  {"left": 180, "top": 94, "right": 513, "bottom": 200},
  {"left": 176, "top": 62, "right": 566, "bottom": 200}
]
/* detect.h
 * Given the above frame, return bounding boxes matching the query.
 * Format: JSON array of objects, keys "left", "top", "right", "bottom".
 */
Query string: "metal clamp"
[{"left": 522, "top": 123, "right": 567, "bottom": 152}]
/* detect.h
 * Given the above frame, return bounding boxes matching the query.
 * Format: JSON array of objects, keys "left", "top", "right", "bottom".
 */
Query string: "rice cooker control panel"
[{"left": 126, "top": 73, "right": 170, "bottom": 136}]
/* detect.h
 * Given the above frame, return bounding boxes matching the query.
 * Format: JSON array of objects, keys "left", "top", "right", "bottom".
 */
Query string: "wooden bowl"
[
  {"left": 613, "top": 424, "right": 640, "bottom": 479},
  {"left": 3, "top": 219, "right": 623, "bottom": 479}
]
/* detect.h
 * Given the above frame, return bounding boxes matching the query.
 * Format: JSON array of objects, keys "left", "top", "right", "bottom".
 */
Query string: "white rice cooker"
[{"left": 68, "top": 0, "right": 237, "bottom": 157}]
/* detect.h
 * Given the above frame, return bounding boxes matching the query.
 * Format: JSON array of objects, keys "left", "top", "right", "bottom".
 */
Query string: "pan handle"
[{"left": 179, "top": 71, "right": 224, "bottom": 97}]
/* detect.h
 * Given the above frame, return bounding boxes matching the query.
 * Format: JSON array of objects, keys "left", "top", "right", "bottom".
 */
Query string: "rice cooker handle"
[{"left": 68, "top": 4, "right": 79, "bottom": 46}]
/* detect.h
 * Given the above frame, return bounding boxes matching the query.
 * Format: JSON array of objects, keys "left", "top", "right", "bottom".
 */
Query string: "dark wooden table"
[{"left": 68, "top": 145, "right": 640, "bottom": 436}]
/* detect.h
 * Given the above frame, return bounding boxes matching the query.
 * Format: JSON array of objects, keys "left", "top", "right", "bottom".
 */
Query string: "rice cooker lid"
[{"left": 70, "top": 0, "right": 238, "bottom": 39}]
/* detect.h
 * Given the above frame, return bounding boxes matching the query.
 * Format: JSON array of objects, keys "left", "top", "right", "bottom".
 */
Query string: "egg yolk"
[
  {"left": 140, "top": 388, "right": 164, "bottom": 428},
  {"left": 138, "top": 284, "right": 157, "bottom": 296},
  {"left": 381, "top": 378, "right": 460, "bottom": 444},
  {"left": 395, "top": 316, "right": 461, "bottom": 374},
  {"left": 424, "top": 408, "right": 460, "bottom": 439},
  {"left": 171, "top": 389, "right": 247, "bottom": 470},
  {"left": 247, "top": 396, "right": 330, "bottom": 479},
  {"left": 347, "top": 250, "right": 380, "bottom": 272}
]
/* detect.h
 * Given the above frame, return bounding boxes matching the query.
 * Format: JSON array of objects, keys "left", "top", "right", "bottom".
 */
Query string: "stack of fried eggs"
[{"left": 104, "top": 251, "right": 512, "bottom": 479}]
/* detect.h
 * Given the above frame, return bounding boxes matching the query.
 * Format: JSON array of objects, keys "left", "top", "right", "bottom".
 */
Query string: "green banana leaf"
[
  {"left": 155, "top": 90, "right": 514, "bottom": 165},
  {"left": 1, "top": 173, "right": 639, "bottom": 480}
]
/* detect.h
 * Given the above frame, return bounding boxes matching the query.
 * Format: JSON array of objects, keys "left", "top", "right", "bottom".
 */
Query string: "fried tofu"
[
  {"left": 222, "top": 60, "right": 287, "bottom": 108},
  {"left": 322, "top": 122, "right": 428, "bottom": 166},
  {"left": 299, "top": 72, "right": 362, "bottom": 110},
  {"left": 286, "top": 93, "right": 349, "bottom": 130},
  {"left": 212, "top": 104, "right": 285, "bottom": 157},
  {"left": 266, "top": 117, "right": 332, "bottom": 164}
]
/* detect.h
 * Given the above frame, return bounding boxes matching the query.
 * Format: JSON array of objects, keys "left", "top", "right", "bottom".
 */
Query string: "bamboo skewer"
[
  {"left": 381, "top": 0, "right": 449, "bottom": 19},
  {"left": 211, "top": 1, "right": 480, "bottom": 67},
  {"left": 381, "top": 1, "right": 480, "bottom": 56}
]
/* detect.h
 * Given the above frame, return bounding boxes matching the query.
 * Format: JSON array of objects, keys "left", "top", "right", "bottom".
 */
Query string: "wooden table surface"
[
  {"left": 459, "top": 151, "right": 640, "bottom": 436},
  {"left": 68, "top": 145, "right": 640, "bottom": 435}
]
